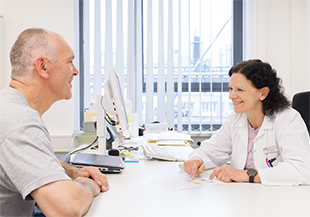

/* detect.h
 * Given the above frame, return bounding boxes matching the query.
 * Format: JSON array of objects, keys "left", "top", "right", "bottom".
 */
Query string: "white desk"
[{"left": 85, "top": 160, "right": 310, "bottom": 217}]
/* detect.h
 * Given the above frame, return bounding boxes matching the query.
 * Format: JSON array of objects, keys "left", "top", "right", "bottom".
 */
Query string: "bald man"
[{"left": 0, "top": 28, "right": 109, "bottom": 217}]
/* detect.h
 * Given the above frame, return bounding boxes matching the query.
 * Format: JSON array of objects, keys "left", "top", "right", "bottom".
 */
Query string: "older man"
[{"left": 0, "top": 28, "right": 109, "bottom": 217}]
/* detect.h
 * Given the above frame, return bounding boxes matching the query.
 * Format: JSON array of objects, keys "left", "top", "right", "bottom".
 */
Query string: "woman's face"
[{"left": 229, "top": 72, "right": 265, "bottom": 116}]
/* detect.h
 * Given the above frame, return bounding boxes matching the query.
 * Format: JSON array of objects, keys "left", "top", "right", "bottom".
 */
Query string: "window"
[{"left": 77, "top": 0, "right": 242, "bottom": 135}]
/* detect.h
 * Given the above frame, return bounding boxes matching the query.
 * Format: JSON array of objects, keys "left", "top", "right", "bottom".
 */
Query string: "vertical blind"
[{"left": 81, "top": 0, "right": 235, "bottom": 134}]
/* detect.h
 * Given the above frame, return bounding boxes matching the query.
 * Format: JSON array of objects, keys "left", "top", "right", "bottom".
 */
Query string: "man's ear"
[{"left": 35, "top": 56, "right": 50, "bottom": 79}]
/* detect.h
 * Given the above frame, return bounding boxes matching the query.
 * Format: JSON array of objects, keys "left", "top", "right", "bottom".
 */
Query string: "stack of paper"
[{"left": 144, "top": 131, "right": 194, "bottom": 146}]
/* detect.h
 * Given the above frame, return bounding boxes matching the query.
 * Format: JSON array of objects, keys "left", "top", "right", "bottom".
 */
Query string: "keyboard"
[{"left": 142, "top": 143, "right": 187, "bottom": 162}]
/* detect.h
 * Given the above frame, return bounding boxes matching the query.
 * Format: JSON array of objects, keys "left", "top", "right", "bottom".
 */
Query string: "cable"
[
  {"left": 70, "top": 132, "right": 82, "bottom": 147},
  {"left": 99, "top": 95, "right": 107, "bottom": 111},
  {"left": 118, "top": 145, "right": 139, "bottom": 152},
  {"left": 67, "top": 137, "right": 98, "bottom": 156},
  {"left": 105, "top": 113, "right": 118, "bottom": 126},
  {"left": 99, "top": 94, "right": 119, "bottom": 126}
]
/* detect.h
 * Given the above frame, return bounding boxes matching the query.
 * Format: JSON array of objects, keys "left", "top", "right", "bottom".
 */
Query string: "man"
[{"left": 0, "top": 28, "right": 109, "bottom": 216}]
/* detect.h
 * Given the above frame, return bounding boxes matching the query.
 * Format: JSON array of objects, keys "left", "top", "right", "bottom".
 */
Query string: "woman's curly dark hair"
[{"left": 228, "top": 59, "right": 290, "bottom": 118}]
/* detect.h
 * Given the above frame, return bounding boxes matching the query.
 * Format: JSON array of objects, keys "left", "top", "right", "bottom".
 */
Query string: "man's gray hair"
[{"left": 10, "top": 28, "right": 57, "bottom": 77}]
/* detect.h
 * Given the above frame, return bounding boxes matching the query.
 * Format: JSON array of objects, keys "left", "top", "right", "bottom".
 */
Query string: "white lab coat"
[{"left": 190, "top": 108, "right": 310, "bottom": 185}]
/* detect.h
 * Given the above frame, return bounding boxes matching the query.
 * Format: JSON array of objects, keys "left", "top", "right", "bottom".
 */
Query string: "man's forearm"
[
  {"left": 57, "top": 157, "right": 79, "bottom": 179},
  {"left": 32, "top": 178, "right": 100, "bottom": 217},
  {"left": 73, "top": 177, "right": 100, "bottom": 216}
]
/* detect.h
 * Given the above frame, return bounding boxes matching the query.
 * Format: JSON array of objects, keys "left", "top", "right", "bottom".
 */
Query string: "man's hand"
[
  {"left": 57, "top": 157, "right": 109, "bottom": 192},
  {"left": 74, "top": 176, "right": 101, "bottom": 197},
  {"left": 73, "top": 166, "right": 109, "bottom": 192},
  {"left": 209, "top": 164, "right": 248, "bottom": 182},
  {"left": 183, "top": 158, "right": 205, "bottom": 179}
]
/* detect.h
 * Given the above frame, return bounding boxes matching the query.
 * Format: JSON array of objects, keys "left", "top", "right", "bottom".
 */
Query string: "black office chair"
[{"left": 292, "top": 91, "right": 310, "bottom": 135}]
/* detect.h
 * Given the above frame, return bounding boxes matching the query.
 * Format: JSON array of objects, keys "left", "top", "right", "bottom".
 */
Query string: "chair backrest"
[{"left": 292, "top": 91, "right": 310, "bottom": 135}]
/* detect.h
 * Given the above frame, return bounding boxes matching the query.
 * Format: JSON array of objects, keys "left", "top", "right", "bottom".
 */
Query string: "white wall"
[
  {"left": 0, "top": 15, "right": 4, "bottom": 90},
  {"left": 0, "top": 0, "right": 4, "bottom": 90},
  {"left": 1, "top": 0, "right": 76, "bottom": 151},
  {"left": 1, "top": 0, "right": 310, "bottom": 151},
  {"left": 244, "top": 0, "right": 310, "bottom": 99}
]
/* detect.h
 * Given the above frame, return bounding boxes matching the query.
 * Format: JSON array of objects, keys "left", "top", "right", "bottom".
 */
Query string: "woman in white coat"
[{"left": 184, "top": 59, "right": 310, "bottom": 185}]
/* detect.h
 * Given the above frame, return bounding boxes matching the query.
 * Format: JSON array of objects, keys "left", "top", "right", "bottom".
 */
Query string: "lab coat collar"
[
  {"left": 256, "top": 115, "right": 274, "bottom": 139},
  {"left": 235, "top": 113, "right": 248, "bottom": 148},
  {"left": 234, "top": 113, "right": 274, "bottom": 145}
]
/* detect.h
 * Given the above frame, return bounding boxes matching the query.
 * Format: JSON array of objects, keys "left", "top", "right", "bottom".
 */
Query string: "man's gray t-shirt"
[{"left": 0, "top": 86, "right": 70, "bottom": 217}]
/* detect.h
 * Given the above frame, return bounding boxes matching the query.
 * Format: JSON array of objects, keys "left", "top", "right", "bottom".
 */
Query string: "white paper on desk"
[
  {"left": 140, "top": 175, "right": 222, "bottom": 192},
  {"left": 143, "top": 131, "right": 194, "bottom": 144}
]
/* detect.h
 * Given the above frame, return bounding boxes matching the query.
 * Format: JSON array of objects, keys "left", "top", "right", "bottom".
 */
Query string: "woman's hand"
[
  {"left": 183, "top": 158, "right": 205, "bottom": 179},
  {"left": 209, "top": 164, "right": 249, "bottom": 182}
]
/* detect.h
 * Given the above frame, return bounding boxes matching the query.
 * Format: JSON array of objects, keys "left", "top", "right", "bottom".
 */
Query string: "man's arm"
[
  {"left": 57, "top": 156, "right": 79, "bottom": 177},
  {"left": 31, "top": 177, "right": 100, "bottom": 217},
  {"left": 57, "top": 157, "right": 109, "bottom": 192}
]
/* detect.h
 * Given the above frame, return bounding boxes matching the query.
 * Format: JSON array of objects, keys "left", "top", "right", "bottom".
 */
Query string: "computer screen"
[
  {"left": 104, "top": 68, "right": 129, "bottom": 133},
  {"left": 96, "top": 68, "right": 130, "bottom": 154}
]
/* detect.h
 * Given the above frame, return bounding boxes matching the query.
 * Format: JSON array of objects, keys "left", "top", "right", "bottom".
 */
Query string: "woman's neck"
[{"left": 247, "top": 113, "right": 265, "bottom": 130}]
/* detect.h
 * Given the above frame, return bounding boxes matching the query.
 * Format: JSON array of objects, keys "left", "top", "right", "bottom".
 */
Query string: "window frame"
[{"left": 76, "top": 0, "right": 243, "bottom": 132}]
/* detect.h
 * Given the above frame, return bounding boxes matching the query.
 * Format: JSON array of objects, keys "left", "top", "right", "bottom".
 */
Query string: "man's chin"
[{"left": 64, "top": 92, "right": 73, "bottom": 100}]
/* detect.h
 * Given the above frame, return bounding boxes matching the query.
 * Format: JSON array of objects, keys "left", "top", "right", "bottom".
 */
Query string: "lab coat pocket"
[{"left": 263, "top": 146, "right": 280, "bottom": 168}]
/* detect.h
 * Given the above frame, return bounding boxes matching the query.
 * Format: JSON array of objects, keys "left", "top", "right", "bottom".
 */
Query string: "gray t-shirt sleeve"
[{"left": 0, "top": 123, "right": 70, "bottom": 200}]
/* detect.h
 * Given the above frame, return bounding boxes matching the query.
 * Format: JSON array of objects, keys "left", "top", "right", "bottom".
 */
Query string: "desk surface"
[{"left": 85, "top": 160, "right": 310, "bottom": 217}]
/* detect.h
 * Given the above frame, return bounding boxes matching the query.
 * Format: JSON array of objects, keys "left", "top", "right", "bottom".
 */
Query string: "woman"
[{"left": 184, "top": 59, "right": 310, "bottom": 185}]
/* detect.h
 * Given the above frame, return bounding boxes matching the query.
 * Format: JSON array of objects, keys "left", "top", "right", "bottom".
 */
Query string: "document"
[
  {"left": 144, "top": 131, "right": 194, "bottom": 145},
  {"left": 140, "top": 174, "right": 223, "bottom": 192}
]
